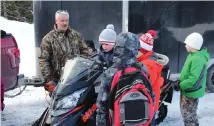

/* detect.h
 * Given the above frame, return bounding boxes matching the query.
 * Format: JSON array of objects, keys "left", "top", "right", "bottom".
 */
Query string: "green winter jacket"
[{"left": 179, "top": 49, "right": 210, "bottom": 98}]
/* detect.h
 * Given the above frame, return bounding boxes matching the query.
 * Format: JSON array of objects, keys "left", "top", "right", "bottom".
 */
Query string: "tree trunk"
[{"left": 2, "top": 2, "right": 8, "bottom": 18}]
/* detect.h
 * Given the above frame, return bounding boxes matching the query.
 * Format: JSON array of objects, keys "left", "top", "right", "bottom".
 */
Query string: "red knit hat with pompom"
[{"left": 139, "top": 30, "right": 156, "bottom": 52}]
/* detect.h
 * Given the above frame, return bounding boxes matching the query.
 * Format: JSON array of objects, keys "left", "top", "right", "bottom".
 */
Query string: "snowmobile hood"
[{"left": 54, "top": 56, "right": 104, "bottom": 98}]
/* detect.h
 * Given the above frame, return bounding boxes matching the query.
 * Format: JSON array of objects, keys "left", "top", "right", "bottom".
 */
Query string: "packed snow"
[
  {"left": 0, "top": 16, "right": 36, "bottom": 77},
  {"left": 1, "top": 17, "right": 214, "bottom": 126},
  {"left": 1, "top": 87, "right": 48, "bottom": 126}
]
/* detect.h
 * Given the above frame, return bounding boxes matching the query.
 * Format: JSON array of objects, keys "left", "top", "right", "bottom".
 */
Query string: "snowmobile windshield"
[
  {"left": 59, "top": 57, "right": 95, "bottom": 85},
  {"left": 53, "top": 55, "right": 103, "bottom": 97}
]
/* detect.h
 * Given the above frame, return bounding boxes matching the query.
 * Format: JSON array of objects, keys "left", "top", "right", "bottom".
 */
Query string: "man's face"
[
  {"left": 101, "top": 43, "right": 114, "bottom": 52},
  {"left": 55, "top": 14, "right": 69, "bottom": 31}
]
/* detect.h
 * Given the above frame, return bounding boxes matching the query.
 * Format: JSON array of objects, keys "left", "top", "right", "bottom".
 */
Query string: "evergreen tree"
[{"left": 1, "top": 1, "right": 33, "bottom": 23}]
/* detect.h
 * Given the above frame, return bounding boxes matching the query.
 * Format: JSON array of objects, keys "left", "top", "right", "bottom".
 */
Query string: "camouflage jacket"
[
  {"left": 39, "top": 25, "right": 89, "bottom": 83},
  {"left": 96, "top": 67, "right": 117, "bottom": 126}
]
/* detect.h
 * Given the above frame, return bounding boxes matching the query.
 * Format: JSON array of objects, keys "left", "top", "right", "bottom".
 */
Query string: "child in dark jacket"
[
  {"left": 96, "top": 32, "right": 150, "bottom": 126},
  {"left": 174, "top": 32, "right": 210, "bottom": 126},
  {"left": 98, "top": 24, "right": 117, "bottom": 67}
]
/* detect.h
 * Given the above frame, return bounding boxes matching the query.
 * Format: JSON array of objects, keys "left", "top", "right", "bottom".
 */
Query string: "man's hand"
[
  {"left": 174, "top": 80, "right": 180, "bottom": 91},
  {"left": 44, "top": 81, "right": 56, "bottom": 92}
]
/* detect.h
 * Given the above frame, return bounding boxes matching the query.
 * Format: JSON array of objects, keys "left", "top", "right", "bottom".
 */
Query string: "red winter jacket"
[{"left": 137, "top": 51, "right": 168, "bottom": 111}]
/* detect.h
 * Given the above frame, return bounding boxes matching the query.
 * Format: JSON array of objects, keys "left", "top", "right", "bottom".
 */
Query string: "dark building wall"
[
  {"left": 129, "top": 1, "right": 214, "bottom": 73},
  {"left": 33, "top": 1, "right": 61, "bottom": 47},
  {"left": 33, "top": 1, "right": 122, "bottom": 48},
  {"left": 34, "top": 1, "right": 214, "bottom": 74},
  {"left": 61, "top": 1, "right": 122, "bottom": 48}
]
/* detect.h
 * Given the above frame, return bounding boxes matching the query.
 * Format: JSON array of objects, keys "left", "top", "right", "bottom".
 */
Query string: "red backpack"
[{"left": 108, "top": 64, "right": 155, "bottom": 126}]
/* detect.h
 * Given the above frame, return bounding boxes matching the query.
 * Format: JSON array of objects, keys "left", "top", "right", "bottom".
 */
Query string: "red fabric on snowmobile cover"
[{"left": 108, "top": 66, "right": 155, "bottom": 126}]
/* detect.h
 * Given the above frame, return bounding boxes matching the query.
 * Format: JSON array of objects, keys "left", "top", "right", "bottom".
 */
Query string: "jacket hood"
[
  {"left": 112, "top": 32, "right": 140, "bottom": 69},
  {"left": 192, "top": 48, "right": 210, "bottom": 61},
  {"left": 155, "top": 53, "right": 169, "bottom": 66},
  {"left": 137, "top": 51, "right": 169, "bottom": 66}
]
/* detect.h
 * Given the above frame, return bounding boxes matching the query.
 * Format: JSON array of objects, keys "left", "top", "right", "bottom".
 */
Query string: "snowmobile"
[
  {"left": 32, "top": 55, "right": 107, "bottom": 126},
  {"left": 32, "top": 55, "right": 174, "bottom": 126},
  {"left": 156, "top": 64, "right": 174, "bottom": 125}
]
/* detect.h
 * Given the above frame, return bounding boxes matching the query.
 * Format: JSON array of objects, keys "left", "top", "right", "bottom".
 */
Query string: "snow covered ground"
[
  {"left": 0, "top": 16, "right": 36, "bottom": 77},
  {"left": 2, "top": 88, "right": 214, "bottom": 126},
  {"left": 1, "top": 17, "right": 214, "bottom": 126},
  {"left": 1, "top": 87, "right": 48, "bottom": 126},
  {"left": 159, "top": 92, "right": 214, "bottom": 126}
]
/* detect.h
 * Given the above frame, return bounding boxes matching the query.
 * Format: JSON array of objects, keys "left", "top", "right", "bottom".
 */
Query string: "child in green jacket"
[{"left": 174, "top": 32, "right": 210, "bottom": 126}]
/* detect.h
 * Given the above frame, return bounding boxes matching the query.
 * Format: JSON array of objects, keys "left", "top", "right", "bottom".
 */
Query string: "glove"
[
  {"left": 174, "top": 80, "right": 180, "bottom": 91},
  {"left": 44, "top": 81, "right": 56, "bottom": 92}
]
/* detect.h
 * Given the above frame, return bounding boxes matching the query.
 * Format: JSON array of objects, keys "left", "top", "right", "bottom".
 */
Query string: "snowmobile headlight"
[{"left": 53, "top": 87, "right": 87, "bottom": 116}]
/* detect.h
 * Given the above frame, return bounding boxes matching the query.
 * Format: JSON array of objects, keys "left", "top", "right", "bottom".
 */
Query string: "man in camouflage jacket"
[
  {"left": 96, "top": 32, "right": 148, "bottom": 126},
  {"left": 39, "top": 10, "right": 89, "bottom": 89}
]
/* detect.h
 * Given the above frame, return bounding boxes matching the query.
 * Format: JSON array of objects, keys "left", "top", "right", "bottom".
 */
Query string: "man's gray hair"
[{"left": 55, "top": 10, "right": 69, "bottom": 19}]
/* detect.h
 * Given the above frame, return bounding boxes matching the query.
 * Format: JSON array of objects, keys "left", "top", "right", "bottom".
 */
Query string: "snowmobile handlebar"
[{"left": 88, "top": 54, "right": 109, "bottom": 69}]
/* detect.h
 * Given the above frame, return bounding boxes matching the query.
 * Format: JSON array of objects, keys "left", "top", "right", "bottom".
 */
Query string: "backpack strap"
[
  {"left": 184, "top": 65, "right": 206, "bottom": 93},
  {"left": 118, "top": 64, "right": 142, "bottom": 90},
  {"left": 114, "top": 63, "right": 151, "bottom": 93},
  {"left": 118, "top": 66, "right": 153, "bottom": 100},
  {"left": 121, "top": 63, "right": 141, "bottom": 76}
]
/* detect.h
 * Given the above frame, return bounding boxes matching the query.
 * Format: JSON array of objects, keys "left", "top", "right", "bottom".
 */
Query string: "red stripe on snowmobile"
[
  {"left": 82, "top": 104, "right": 97, "bottom": 122},
  {"left": 59, "top": 104, "right": 84, "bottom": 122}
]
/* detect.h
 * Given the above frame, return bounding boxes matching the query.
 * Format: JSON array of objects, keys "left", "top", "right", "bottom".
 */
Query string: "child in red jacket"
[{"left": 137, "top": 30, "right": 169, "bottom": 112}]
